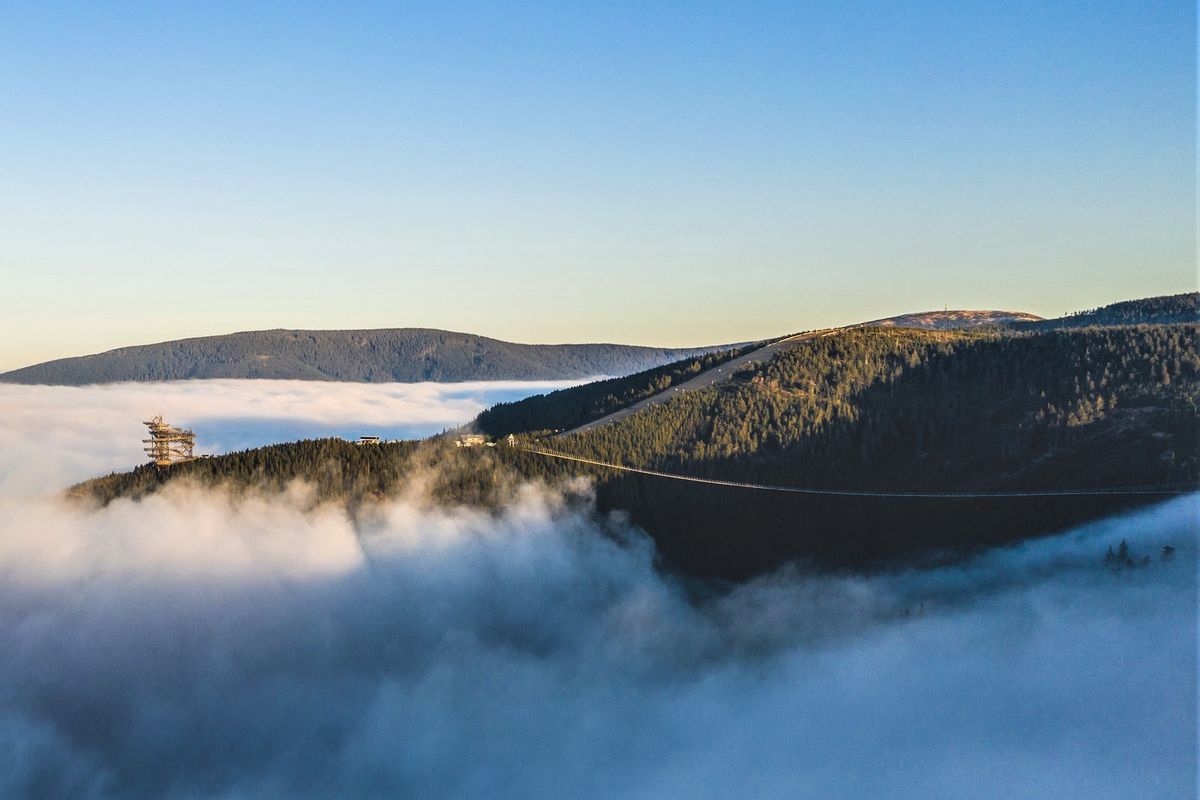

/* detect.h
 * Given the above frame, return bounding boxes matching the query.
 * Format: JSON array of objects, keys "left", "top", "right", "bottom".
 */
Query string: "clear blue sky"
[{"left": 0, "top": 1, "right": 1194, "bottom": 370}]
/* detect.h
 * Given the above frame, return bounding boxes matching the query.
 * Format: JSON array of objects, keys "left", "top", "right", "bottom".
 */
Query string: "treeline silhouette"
[{"left": 1016, "top": 292, "right": 1197, "bottom": 330}]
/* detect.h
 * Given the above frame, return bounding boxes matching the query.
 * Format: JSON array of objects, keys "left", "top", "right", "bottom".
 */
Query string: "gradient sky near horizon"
[{"left": 0, "top": 1, "right": 1194, "bottom": 372}]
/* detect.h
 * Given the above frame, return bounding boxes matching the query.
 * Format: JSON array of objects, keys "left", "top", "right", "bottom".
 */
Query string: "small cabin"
[{"left": 356, "top": 436, "right": 382, "bottom": 445}]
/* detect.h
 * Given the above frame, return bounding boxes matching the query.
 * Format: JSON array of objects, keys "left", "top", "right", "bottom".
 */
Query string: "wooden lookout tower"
[{"left": 143, "top": 415, "right": 197, "bottom": 468}]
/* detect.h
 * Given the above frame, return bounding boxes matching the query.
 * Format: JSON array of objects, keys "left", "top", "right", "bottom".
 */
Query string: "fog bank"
[
  {"left": 0, "top": 483, "right": 1194, "bottom": 799},
  {"left": 0, "top": 380, "right": 1194, "bottom": 798},
  {"left": 0, "top": 379, "right": 577, "bottom": 494}
]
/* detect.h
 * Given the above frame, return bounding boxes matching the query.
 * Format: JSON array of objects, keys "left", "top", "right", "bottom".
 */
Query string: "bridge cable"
[{"left": 518, "top": 447, "right": 1194, "bottom": 499}]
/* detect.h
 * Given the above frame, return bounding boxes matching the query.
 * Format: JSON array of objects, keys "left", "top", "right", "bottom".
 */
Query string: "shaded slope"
[{"left": 555, "top": 330, "right": 834, "bottom": 435}]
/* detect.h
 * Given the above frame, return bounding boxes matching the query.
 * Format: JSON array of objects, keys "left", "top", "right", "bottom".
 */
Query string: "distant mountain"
[
  {"left": 11, "top": 293, "right": 1193, "bottom": 386},
  {"left": 862, "top": 310, "right": 1043, "bottom": 329},
  {"left": 0, "top": 329, "right": 727, "bottom": 386}
]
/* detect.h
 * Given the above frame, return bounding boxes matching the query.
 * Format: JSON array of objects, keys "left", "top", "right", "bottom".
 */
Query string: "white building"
[{"left": 455, "top": 433, "right": 489, "bottom": 448}]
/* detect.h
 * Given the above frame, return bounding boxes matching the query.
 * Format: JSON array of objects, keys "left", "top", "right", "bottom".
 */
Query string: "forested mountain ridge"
[
  {"left": 73, "top": 319, "right": 1197, "bottom": 579},
  {"left": 1015, "top": 292, "right": 1198, "bottom": 330},
  {"left": 535, "top": 322, "right": 1196, "bottom": 576},
  {"left": 475, "top": 341, "right": 768, "bottom": 437},
  {"left": 552, "top": 325, "right": 1196, "bottom": 490},
  {"left": 0, "top": 329, "right": 726, "bottom": 385},
  {"left": 858, "top": 292, "right": 1197, "bottom": 332},
  {"left": 472, "top": 293, "right": 1197, "bottom": 440}
]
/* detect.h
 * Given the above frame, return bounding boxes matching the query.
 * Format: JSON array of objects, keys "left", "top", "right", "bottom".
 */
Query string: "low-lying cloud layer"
[
  {"left": 0, "top": 379, "right": 576, "bottom": 494},
  {"left": 0, "top": 383, "right": 1194, "bottom": 798},
  {"left": 2, "top": 488, "right": 1195, "bottom": 798}
]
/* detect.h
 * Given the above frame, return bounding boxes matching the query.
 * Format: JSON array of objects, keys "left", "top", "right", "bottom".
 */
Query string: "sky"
[{"left": 0, "top": 1, "right": 1194, "bottom": 371}]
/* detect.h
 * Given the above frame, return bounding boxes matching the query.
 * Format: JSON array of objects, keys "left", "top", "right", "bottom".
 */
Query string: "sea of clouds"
[
  {"left": 0, "top": 381, "right": 1195, "bottom": 798},
  {"left": 0, "top": 379, "right": 579, "bottom": 493}
]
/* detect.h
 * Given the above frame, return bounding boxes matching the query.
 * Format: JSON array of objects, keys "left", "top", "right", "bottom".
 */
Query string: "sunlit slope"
[
  {"left": 554, "top": 325, "right": 1197, "bottom": 492},
  {"left": 475, "top": 341, "right": 764, "bottom": 437},
  {"left": 473, "top": 294, "right": 1198, "bottom": 440}
]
